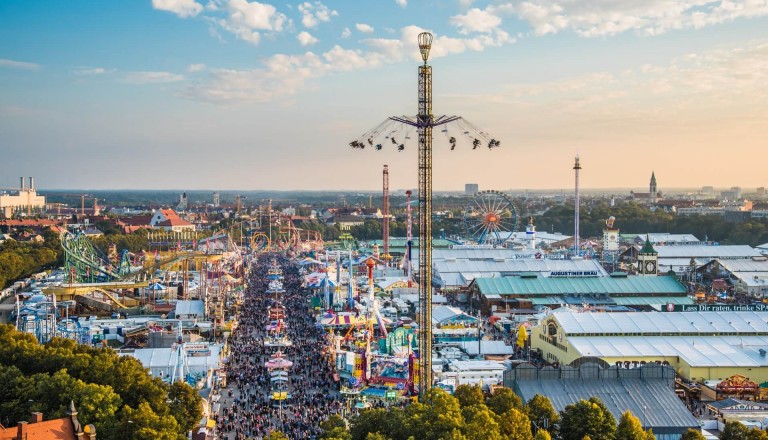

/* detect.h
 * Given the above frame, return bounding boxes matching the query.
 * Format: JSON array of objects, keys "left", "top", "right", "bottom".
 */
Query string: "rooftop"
[
  {"left": 551, "top": 310, "right": 768, "bottom": 335},
  {"left": 473, "top": 275, "right": 687, "bottom": 296}
]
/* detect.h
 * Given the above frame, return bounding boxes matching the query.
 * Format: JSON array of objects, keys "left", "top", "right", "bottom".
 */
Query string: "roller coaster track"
[{"left": 62, "top": 231, "right": 129, "bottom": 283}]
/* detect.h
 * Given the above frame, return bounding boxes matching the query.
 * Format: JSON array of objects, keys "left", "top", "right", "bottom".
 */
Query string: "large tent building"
[
  {"left": 532, "top": 309, "right": 768, "bottom": 383},
  {"left": 433, "top": 258, "right": 608, "bottom": 290},
  {"left": 508, "top": 362, "right": 699, "bottom": 440},
  {"left": 468, "top": 273, "right": 691, "bottom": 314}
]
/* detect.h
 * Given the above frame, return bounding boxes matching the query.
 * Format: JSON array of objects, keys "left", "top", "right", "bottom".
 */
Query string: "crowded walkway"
[{"left": 216, "top": 253, "right": 343, "bottom": 439}]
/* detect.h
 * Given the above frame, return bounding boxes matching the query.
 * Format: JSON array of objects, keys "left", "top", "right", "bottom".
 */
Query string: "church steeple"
[{"left": 650, "top": 171, "right": 657, "bottom": 194}]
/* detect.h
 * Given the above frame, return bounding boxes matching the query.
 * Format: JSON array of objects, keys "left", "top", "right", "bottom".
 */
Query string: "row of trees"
[
  {"left": 0, "top": 228, "right": 61, "bottom": 289},
  {"left": 537, "top": 201, "right": 768, "bottom": 246},
  {"left": 317, "top": 386, "right": 637, "bottom": 440},
  {"left": 341, "top": 201, "right": 768, "bottom": 246},
  {"left": 0, "top": 325, "right": 202, "bottom": 440},
  {"left": 316, "top": 386, "right": 768, "bottom": 440}
]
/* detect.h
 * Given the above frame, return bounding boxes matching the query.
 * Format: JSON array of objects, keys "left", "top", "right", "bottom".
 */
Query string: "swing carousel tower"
[{"left": 350, "top": 32, "right": 500, "bottom": 399}]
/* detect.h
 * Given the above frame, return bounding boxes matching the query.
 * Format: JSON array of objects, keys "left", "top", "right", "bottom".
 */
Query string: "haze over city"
[{"left": 1, "top": 0, "right": 767, "bottom": 191}]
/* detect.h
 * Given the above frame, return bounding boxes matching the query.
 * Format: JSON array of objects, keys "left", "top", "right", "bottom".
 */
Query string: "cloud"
[
  {"left": 74, "top": 67, "right": 111, "bottom": 75},
  {"left": 297, "top": 31, "right": 319, "bottom": 46},
  {"left": 297, "top": 1, "right": 338, "bottom": 28},
  {"left": 341, "top": 27, "right": 351, "bottom": 38},
  {"left": 188, "top": 63, "right": 206, "bottom": 72},
  {"left": 355, "top": 23, "right": 374, "bottom": 33},
  {"left": 450, "top": 7, "right": 503, "bottom": 34},
  {"left": 0, "top": 58, "right": 40, "bottom": 71},
  {"left": 395, "top": 0, "right": 407, "bottom": 7},
  {"left": 123, "top": 71, "right": 185, "bottom": 84},
  {"left": 152, "top": 0, "right": 203, "bottom": 18},
  {"left": 183, "top": 25, "right": 516, "bottom": 104},
  {"left": 497, "top": 0, "right": 768, "bottom": 37},
  {"left": 211, "top": 0, "right": 288, "bottom": 45},
  {"left": 485, "top": 39, "right": 768, "bottom": 119}
]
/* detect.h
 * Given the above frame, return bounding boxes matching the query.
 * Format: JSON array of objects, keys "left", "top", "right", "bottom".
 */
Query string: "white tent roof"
[
  {"left": 551, "top": 310, "right": 768, "bottom": 335},
  {"left": 654, "top": 245, "right": 761, "bottom": 259},
  {"left": 569, "top": 335, "right": 768, "bottom": 368},
  {"left": 458, "top": 340, "right": 515, "bottom": 356},
  {"left": 175, "top": 300, "right": 205, "bottom": 317},
  {"left": 434, "top": 258, "right": 608, "bottom": 287},
  {"left": 432, "top": 305, "right": 478, "bottom": 325}
]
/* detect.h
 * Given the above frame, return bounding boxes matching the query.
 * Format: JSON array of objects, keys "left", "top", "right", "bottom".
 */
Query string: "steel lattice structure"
[
  {"left": 62, "top": 231, "right": 130, "bottom": 283},
  {"left": 350, "top": 32, "right": 500, "bottom": 399}
]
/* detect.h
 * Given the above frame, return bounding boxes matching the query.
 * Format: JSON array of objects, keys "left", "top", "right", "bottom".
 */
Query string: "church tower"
[
  {"left": 650, "top": 172, "right": 658, "bottom": 203},
  {"left": 637, "top": 235, "right": 659, "bottom": 276}
]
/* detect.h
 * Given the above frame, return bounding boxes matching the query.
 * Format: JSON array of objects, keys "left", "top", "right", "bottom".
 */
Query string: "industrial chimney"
[
  {"left": 20, "top": 177, "right": 24, "bottom": 191},
  {"left": 29, "top": 177, "right": 34, "bottom": 191}
]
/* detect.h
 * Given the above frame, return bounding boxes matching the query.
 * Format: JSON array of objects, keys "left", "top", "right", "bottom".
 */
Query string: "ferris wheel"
[{"left": 464, "top": 190, "right": 519, "bottom": 245}]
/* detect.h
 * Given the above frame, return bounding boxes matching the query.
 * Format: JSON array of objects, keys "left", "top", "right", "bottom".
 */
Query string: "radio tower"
[
  {"left": 573, "top": 155, "right": 581, "bottom": 257},
  {"left": 382, "top": 165, "right": 390, "bottom": 262},
  {"left": 349, "top": 32, "right": 500, "bottom": 399}
]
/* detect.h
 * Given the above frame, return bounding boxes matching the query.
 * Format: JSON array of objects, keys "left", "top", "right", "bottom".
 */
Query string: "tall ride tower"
[
  {"left": 350, "top": 32, "right": 499, "bottom": 399},
  {"left": 382, "top": 165, "right": 390, "bottom": 261},
  {"left": 573, "top": 155, "right": 582, "bottom": 257}
]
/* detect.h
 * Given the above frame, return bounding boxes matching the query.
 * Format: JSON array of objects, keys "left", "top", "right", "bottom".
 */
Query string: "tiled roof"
[
  {"left": 157, "top": 218, "right": 193, "bottom": 227},
  {"left": 0, "top": 418, "right": 77, "bottom": 440}
]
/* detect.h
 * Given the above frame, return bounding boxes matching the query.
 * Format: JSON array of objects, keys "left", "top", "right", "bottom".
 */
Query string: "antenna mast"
[{"left": 573, "top": 155, "right": 582, "bottom": 257}]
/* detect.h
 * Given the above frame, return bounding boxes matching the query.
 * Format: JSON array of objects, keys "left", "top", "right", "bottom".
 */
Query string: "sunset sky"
[{"left": 1, "top": 0, "right": 767, "bottom": 192}]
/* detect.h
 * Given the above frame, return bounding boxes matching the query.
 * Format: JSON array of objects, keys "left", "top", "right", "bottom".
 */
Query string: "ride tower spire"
[{"left": 349, "top": 32, "right": 500, "bottom": 400}]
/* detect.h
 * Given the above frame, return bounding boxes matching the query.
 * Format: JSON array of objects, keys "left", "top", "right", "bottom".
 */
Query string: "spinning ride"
[{"left": 464, "top": 190, "right": 519, "bottom": 245}]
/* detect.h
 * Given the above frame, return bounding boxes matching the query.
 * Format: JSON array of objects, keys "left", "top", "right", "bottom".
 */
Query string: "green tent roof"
[
  {"left": 612, "top": 296, "right": 694, "bottom": 306},
  {"left": 473, "top": 275, "right": 687, "bottom": 296}
]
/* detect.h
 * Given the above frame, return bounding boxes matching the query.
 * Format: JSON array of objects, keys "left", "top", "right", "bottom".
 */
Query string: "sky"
[{"left": 1, "top": 0, "right": 767, "bottom": 192}]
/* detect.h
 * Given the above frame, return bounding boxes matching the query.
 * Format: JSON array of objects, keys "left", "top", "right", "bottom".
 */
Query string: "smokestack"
[
  {"left": 29, "top": 177, "right": 34, "bottom": 191},
  {"left": 573, "top": 155, "right": 581, "bottom": 257},
  {"left": 20, "top": 177, "right": 24, "bottom": 191}
]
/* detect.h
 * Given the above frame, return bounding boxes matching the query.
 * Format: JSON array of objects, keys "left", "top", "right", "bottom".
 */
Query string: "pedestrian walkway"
[{"left": 214, "top": 254, "right": 343, "bottom": 439}]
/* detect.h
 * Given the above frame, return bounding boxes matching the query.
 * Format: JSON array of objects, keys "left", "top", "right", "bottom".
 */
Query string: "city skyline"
[{"left": 1, "top": 1, "right": 767, "bottom": 191}]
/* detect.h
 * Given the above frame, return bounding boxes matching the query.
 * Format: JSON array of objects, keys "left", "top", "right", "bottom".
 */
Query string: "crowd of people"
[{"left": 216, "top": 253, "right": 344, "bottom": 440}]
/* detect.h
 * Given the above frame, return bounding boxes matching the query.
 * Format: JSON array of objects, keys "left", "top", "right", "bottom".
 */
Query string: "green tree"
[
  {"left": 454, "top": 385, "right": 485, "bottom": 408},
  {"left": 486, "top": 387, "right": 523, "bottom": 416},
  {"left": 559, "top": 397, "right": 617, "bottom": 440},
  {"left": 120, "top": 402, "right": 182, "bottom": 440},
  {"left": 534, "top": 430, "right": 552, "bottom": 440},
  {"left": 680, "top": 429, "right": 706, "bottom": 440},
  {"left": 616, "top": 411, "right": 655, "bottom": 440},
  {"left": 366, "top": 433, "right": 391, "bottom": 440},
  {"left": 720, "top": 421, "right": 753, "bottom": 440},
  {"left": 461, "top": 405, "right": 502, "bottom": 440},
  {"left": 526, "top": 394, "right": 559, "bottom": 436},
  {"left": 497, "top": 407, "right": 533, "bottom": 440},
  {"left": 168, "top": 381, "right": 203, "bottom": 433},
  {"left": 321, "top": 414, "right": 352, "bottom": 440},
  {"left": 748, "top": 428, "right": 768, "bottom": 440},
  {"left": 419, "top": 388, "right": 465, "bottom": 440},
  {"left": 350, "top": 408, "right": 407, "bottom": 440}
]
